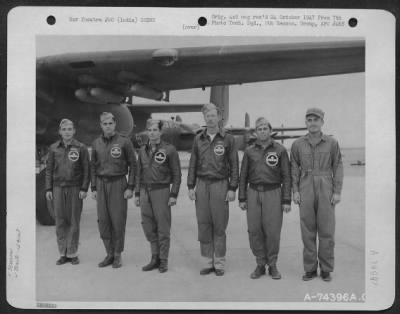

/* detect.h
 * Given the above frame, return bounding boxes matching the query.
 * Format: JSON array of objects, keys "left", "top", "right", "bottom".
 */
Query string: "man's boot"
[
  {"left": 142, "top": 255, "right": 160, "bottom": 271},
  {"left": 159, "top": 259, "right": 168, "bottom": 273}
]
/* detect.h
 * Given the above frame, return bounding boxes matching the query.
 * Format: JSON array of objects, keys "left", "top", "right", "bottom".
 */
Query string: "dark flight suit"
[
  {"left": 239, "top": 139, "right": 291, "bottom": 267},
  {"left": 135, "top": 140, "right": 181, "bottom": 260},
  {"left": 91, "top": 133, "right": 136, "bottom": 256},
  {"left": 45, "top": 139, "right": 90, "bottom": 258},
  {"left": 291, "top": 133, "right": 343, "bottom": 273},
  {"left": 187, "top": 128, "right": 239, "bottom": 270}
]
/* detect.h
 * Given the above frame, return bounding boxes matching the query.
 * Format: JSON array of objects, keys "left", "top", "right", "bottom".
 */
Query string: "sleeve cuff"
[
  {"left": 238, "top": 198, "right": 247, "bottom": 203},
  {"left": 126, "top": 185, "right": 134, "bottom": 190},
  {"left": 135, "top": 192, "right": 140, "bottom": 197},
  {"left": 282, "top": 199, "right": 291, "bottom": 205},
  {"left": 45, "top": 188, "right": 52, "bottom": 192},
  {"left": 170, "top": 192, "right": 178, "bottom": 198},
  {"left": 228, "top": 185, "right": 237, "bottom": 192},
  {"left": 80, "top": 188, "right": 89, "bottom": 192},
  {"left": 91, "top": 186, "right": 96, "bottom": 192},
  {"left": 187, "top": 185, "right": 195, "bottom": 190}
]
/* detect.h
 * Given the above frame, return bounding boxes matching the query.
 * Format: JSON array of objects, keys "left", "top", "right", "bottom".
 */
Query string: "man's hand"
[
  {"left": 124, "top": 189, "right": 133, "bottom": 199},
  {"left": 168, "top": 197, "right": 177, "bottom": 207},
  {"left": 282, "top": 204, "right": 291, "bottom": 213},
  {"left": 79, "top": 191, "right": 87, "bottom": 199},
  {"left": 188, "top": 189, "right": 196, "bottom": 201},
  {"left": 293, "top": 192, "right": 301, "bottom": 205},
  {"left": 46, "top": 191, "right": 53, "bottom": 201},
  {"left": 134, "top": 197, "right": 140, "bottom": 207},
  {"left": 239, "top": 202, "right": 247, "bottom": 210},
  {"left": 225, "top": 190, "right": 236, "bottom": 202},
  {"left": 92, "top": 191, "right": 97, "bottom": 200},
  {"left": 331, "top": 193, "right": 341, "bottom": 205}
]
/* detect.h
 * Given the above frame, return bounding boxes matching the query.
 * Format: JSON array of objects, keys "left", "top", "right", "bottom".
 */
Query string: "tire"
[{"left": 36, "top": 170, "right": 55, "bottom": 226}]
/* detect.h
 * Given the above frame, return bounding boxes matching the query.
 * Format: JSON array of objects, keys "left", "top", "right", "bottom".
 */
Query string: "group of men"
[{"left": 44, "top": 104, "right": 343, "bottom": 282}]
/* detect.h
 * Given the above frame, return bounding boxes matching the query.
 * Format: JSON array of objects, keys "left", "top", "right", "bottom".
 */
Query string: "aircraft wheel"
[{"left": 36, "top": 170, "right": 55, "bottom": 226}]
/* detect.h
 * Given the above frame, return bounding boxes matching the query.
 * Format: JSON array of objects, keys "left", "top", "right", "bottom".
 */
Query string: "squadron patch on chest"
[
  {"left": 110, "top": 145, "right": 122, "bottom": 158},
  {"left": 154, "top": 151, "right": 167, "bottom": 164},
  {"left": 68, "top": 149, "right": 79, "bottom": 162},
  {"left": 266, "top": 152, "right": 279, "bottom": 167},
  {"left": 214, "top": 144, "right": 225, "bottom": 156}
]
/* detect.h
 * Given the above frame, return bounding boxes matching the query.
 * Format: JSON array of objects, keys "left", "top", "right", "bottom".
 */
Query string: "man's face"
[
  {"left": 147, "top": 123, "right": 161, "bottom": 142},
  {"left": 305, "top": 115, "right": 324, "bottom": 133},
  {"left": 203, "top": 109, "right": 220, "bottom": 129},
  {"left": 256, "top": 123, "right": 271, "bottom": 141},
  {"left": 100, "top": 118, "right": 116, "bottom": 136},
  {"left": 59, "top": 124, "right": 75, "bottom": 141}
]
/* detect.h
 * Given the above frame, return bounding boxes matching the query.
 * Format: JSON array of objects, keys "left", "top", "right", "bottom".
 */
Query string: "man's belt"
[
  {"left": 142, "top": 183, "right": 170, "bottom": 191},
  {"left": 97, "top": 175, "right": 125, "bottom": 182},
  {"left": 249, "top": 183, "right": 281, "bottom": 192},
  {"left": 198, "top": 177, "right": 227, "bottom": 184}
]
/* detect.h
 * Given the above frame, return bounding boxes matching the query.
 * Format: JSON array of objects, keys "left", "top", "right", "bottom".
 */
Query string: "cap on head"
[
  {"left": 201, "top": 103, "right": 219, "bottom": 115},
  {"left": 305, "top": 108, "right": 324, "bottom": 119},
  {"left": 146, "top": 118, "right": 163, "bottom": 130},
  {"left": 255, "top": 117, "right": 272, "bottom": 130},
  {"left": 59, "top": 118, "right": 74, "bottom": 129},
  {"left": 100, "top": 112, "right": 115, "bottom": 122}
]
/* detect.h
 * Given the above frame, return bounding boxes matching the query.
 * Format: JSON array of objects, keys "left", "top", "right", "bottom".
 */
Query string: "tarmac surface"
[{"left": 36, "top": 165, "right": 365, "bottom": 305}]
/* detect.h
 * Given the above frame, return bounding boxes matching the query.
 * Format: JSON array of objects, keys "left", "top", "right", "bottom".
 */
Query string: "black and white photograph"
[{"left": 6, "top": 7, "right": 395, "bottom": 310}]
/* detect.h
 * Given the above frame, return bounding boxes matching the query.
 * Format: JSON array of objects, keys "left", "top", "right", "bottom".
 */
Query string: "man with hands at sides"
[
  {"left": 187, "top": 103, "right": 239, "bottom": 277},
  {"left": 134, "top": 119, "right": 182, "bottom": 273},
  {"left": 239, "top": 117, "right": 291, "bottom": 280},
  {"left": 291, "top": 108, "right": 343, "bottom": 282},
  {"left": 45, "top": 119, "right": 90, "bottom": 266},
  {"left": 90, "top": 112, "right": 137, "bottom": 269}
]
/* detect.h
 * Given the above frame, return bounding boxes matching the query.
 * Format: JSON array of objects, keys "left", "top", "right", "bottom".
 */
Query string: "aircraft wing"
[
  {"left": 37, "top": 40, "right": 365, "bottom": 101},
  {"left": 127, "top": 103, "right": 203, "bottom": 114}
]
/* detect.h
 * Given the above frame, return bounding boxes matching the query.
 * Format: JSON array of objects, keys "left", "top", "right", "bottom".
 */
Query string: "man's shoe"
[
  {"left": 200, "top": 267, "right": 215, "bottom": 275},
  {"left": 70, "top": 257, "right": 80, "bottom": 265},
  {"left": 142, "top": 255, "right": 160, "bottom": 271},
  {"left": 112, "top": 255, "right": 122, "bottom": 268},
  {"left": 268, "top": 265, "right": 282, "bottom": 280},
  {"left": 250, "top": 265, "right": 266, "bottom": 279},
  {"left": 302, "top": 270, "right": 318, "bottom": 281},
  {"left": 215, "top": 269, "right": 225, "bottom": 276},
  {"left": 56, "top": 256, "right": 69, "bottom": 265},
  {"left": 321, "top": 271, "right": 332, "bottom": 282},
  {"left": 159, "top": 259, "right": 168, "bottom": 273},
  {"left": 98, "top": 255, "right": 114, "bottom": 268}
]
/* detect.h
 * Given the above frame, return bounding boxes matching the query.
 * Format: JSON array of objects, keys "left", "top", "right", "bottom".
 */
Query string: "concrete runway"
[{"left": 36, "top": 167, "right": 365, "bottom": 304}]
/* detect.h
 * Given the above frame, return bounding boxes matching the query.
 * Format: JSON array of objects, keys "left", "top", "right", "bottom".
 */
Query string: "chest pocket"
[
  {"left": 316, "top": 148, "right": 331, "bottom": 170},
  {"left": 299, "top": 147, "right": 313, "bottom": 170}
]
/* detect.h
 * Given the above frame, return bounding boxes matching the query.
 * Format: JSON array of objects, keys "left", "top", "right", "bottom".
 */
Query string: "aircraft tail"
[{"left": 210, "top": 85, "right": 229, "bottom": 127}]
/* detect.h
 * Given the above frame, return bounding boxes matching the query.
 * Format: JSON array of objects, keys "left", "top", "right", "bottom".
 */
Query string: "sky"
[{"left": 37, "top": 35, "right": 365, "bottom": 148}]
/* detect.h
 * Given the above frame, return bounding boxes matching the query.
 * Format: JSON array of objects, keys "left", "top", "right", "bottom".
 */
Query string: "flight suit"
[
  {"left": 45, "top": 139, "right": 90, "bottom": 258},
  {"left": 135, "top": 140, "right": 181, "bottom": 260},
  {"left": 91, "top": 133, "right": 136, "bottom": 256},
  {"left": 187, "top": 128, "right": 239, "bottom": 270},
  {"left": 239, "top": 139, "right": 291, "bottom": 267},
  {"left": 291, "top": 133, "right": 343, "bottom": 273}
]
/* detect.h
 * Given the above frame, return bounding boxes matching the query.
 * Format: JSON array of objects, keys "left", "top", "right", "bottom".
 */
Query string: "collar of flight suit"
[
  {"left": 56, "top": 138, "right": 80, "bottom": 148},
  {"left": 199, "top": 127, "right": 226, "bottom": 140},
  {"left": 254, "top": 138, "right": 275, "bottom": 150},
  {"left": 145, "top": 139, "right": 164, "bottom": 152},
  {"left": 101, "top": 132, "right": 118, "bottom": 142},
  {"left": 304, "top": 132, "right": 330, "bottom": 146}
]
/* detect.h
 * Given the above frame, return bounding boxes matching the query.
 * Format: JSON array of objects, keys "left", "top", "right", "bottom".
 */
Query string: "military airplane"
[{"left": 36, "top": 40, "right": 365, "bottom": 225}]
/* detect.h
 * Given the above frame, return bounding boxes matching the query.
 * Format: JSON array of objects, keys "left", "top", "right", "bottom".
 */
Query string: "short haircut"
[
  {"left": 201, "top": 103, "right": 219, "bottom": 115},
  {"left": 255, "top": 117, "right": 272, "bottom": 130},
  {"left": 146, "top": 118, "right": 163, "bottom": 130},
  {"left": 100, "top": 112, "right": 116, "bottom": 122},
  {"left": 59, "top": 118, "right": 74, "bottom": 129}
]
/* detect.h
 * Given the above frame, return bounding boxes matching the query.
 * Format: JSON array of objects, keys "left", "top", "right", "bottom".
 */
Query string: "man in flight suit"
[
  {"left": 188, "top": 103, "right": 239, "bottom": 276},
  {"left": 91, "top": 112, "right": 136, "bottom": 268},
  {"left": 291, "top": 108, "right": 343, "bottom": 282},
  {"left": 239, "top": 117, "right": 291, "bottom": 279},
  {"left": 45, "top": 119, "right": 90, "bottom": 265},
  {"left": 134, "top": 119, "right": 182, "bottom": 273}
]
